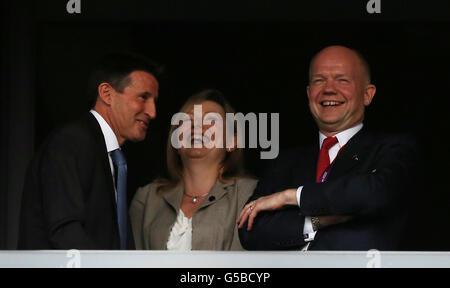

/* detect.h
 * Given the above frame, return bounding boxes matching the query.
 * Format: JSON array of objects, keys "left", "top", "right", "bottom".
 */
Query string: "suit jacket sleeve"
[
  {"left": 239, "top": 155, "right": 306, "bottom": 250},
  {"left": 300, "top": 135, "right": 418, "bottom": 217},
  {"left": 230, "top": 178, "right": 258, "bottom": 250},
  {"left": 39, "top": 141, "right": 96, "bottom": 249}
]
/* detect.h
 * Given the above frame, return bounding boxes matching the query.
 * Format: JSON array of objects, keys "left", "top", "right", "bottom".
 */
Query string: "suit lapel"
[
  {"left": 290, "top": 144, "right": 319, "bottom": 186},
  {"left": 85, "top": 112, "right": 138, "bottom": 248},
  {"left": 199, "top": 180, "right": 234, "bottom": 209},
  {"left": 327, "top": 129, "right": 372, "bottom": 181},
  {"left": 85, "top": 113, "right": 118, "bottom": 214},
  {"left": 162, "top": 184, "right": 184, "bottom": 211}
]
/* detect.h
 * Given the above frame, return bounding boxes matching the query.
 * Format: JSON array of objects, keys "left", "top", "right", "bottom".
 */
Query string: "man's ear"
[
  {"left": 363, "top": 84, "right": 376, "bottom": 106},
  {"left": 97, "top": 82, "right": 114, "bottom": 105},
  {"left": 306, "top": 85, "right": 311, "bottom": 99}
]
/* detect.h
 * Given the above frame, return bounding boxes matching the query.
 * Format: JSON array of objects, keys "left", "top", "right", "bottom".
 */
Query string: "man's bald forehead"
[{"left": 309, "top": 45, "right": 371, "bottom": 84}]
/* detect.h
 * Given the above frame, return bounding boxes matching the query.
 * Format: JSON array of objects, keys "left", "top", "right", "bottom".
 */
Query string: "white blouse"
[{"left": 166, "top": 210, "right": 192, "bottom": 251}]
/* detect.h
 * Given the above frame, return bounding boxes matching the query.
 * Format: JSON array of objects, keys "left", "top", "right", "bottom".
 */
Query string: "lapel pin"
[{"left": 352, "top": 154, "right": 359, "bottom": 161}]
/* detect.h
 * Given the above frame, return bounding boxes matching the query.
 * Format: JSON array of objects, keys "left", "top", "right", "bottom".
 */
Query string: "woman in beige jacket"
[{"left": 130, "top": 89, "right": 257, "bottom": 250}]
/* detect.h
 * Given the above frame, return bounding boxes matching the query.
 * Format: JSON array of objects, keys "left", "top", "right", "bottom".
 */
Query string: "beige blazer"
[{"left": 130, "top": 177, "right": 257, "bottom": 250}]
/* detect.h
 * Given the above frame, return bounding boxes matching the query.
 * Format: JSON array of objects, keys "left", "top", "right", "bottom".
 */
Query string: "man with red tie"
[{"left": 238, "top": 45, "right": 418, "bottom": 250}]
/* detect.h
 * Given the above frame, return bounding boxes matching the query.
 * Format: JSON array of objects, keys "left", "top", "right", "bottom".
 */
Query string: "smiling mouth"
[
  {"left": 320, "top": 101, "right": 344, "bottom": 107},
  {"left": 192, "top": 136, "right": 202, "bottom": 145},
  {"left": 189, "top": 134, "right": 211, "bottom": 146},
  {"left": 136, "top": 119, "right": 149, "bottom": 129}
]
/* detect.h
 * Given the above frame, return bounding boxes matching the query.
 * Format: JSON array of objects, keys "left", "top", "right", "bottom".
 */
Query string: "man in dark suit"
[
  {"left": 19, "top": 53, "right": 162, "bottom": 249},
  {"left": 238, "top": 45, "right": 417, "bottom": 250}
]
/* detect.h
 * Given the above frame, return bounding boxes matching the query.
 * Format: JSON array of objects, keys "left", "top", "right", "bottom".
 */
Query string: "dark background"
[{"left": 2, "top": 0, "right": 449, "bottom": 250}]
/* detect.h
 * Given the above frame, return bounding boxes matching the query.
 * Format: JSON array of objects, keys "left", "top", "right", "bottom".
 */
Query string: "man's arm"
[
  {"left": 237, "top": 188, "right": 351, "bottom": 248},
  {"left": 237, "top": 147, "right": 353, "bottom": 250},
  {"left": 237, "top": 153, "right": 307, "bottom": 250},
  {"left": 300, "top": 135, "right": 417, "bottom": 217},
  {"left": 39, "top": 140, "right": 97, "bottom": 249},
  {"left": 238, "top": 135, "right": 417, "bottom": 249}
]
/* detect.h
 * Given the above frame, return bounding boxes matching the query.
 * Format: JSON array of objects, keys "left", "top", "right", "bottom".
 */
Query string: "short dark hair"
[{"left": 87, "top": 52, "right": 163, "bottom": 107}]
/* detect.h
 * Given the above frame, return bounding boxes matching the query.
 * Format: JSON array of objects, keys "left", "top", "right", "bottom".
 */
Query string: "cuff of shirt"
[
  {"left": 297, "top": 186, "right": 317, "bottom": 242},
  {"left": 303, "top": 217, "right": 316, "bottom": 242},
  {"left": 296, "top": 186, "right": 303, "bottom": 207}
]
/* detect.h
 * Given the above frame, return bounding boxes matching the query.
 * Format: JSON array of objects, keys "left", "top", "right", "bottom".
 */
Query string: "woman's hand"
[
  {"left": 237, "top": 189, "right": 298, "bottom": 231},
  {"left": 237, "top": 188, "right": 354, "bottom": 231}
]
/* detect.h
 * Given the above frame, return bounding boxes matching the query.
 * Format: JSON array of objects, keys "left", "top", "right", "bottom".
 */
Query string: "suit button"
[{"left": 209, "top": 196, "right": 215, "bottom": 201}]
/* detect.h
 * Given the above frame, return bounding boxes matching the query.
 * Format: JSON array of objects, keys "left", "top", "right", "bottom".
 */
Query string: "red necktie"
[{"left": 316, "top": 136, "right": 338, "bottom": 182}]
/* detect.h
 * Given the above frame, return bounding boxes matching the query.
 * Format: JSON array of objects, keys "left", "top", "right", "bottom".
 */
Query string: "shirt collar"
[
  {"left": 319, "top": 123, "right": 363, "bottom": 149},
  {"left": 90, "top": 109, "right": 120, "bottom": 152}
]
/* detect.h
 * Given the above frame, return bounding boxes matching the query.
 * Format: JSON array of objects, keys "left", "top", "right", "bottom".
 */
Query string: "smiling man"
[
  {"left": 19, "top": 53, "right": 162, "bottom": 249},
  {"left": 307, "top": 46, "right": 375, "bottom": 136},
  {"left": 238, "top": 45, "right": 418, "bottom": 251}
]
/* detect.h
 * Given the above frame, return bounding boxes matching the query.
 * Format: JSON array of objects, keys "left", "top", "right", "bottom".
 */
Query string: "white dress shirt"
[
  {"left": 298, "top": 123, "right": 363, "bottom": 242},
  {"left": 89, "top": 109, "right": 120, "bottom": 201}
]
